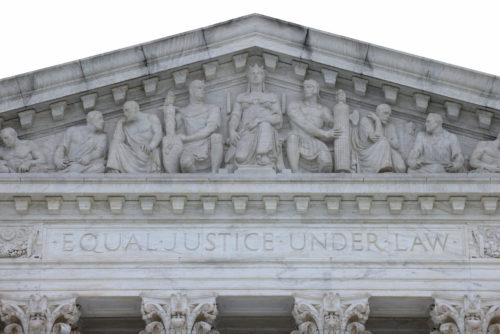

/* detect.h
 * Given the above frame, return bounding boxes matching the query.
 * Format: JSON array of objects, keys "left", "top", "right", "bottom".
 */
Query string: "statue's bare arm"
[{"left": 288, "top": 103, "right": 327, "bottom": 139}]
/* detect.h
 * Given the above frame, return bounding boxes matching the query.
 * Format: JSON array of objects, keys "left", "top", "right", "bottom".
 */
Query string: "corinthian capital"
[
  {"left": 0, "top": 294, "right": 80, "bottom": 334},
  {"left": 430, "top": 294, "right": 500, "bottom": 334},
  {"left": 291, "top": 292, "right": 371, "bottom": 334},
  {"left": 140, "top": 293, "right": 219, "bottom": 334}
]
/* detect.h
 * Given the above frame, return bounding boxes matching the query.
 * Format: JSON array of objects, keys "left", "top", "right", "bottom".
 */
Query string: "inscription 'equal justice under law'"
[{"left": 58, "top": 230, "right": 452, "bottom": 255}]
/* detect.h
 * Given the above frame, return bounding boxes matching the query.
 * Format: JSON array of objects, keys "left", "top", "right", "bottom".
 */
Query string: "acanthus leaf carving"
[
  {"left": 141, "top": 294, "right": 218, "bottom": 334},
  {"left": 0, "top": 294, "right": 80, "bottom": 334},
  {"left": 291, "top": 292, "right": 371, "bottom": 334},
  {"left": 430, "top": 295, "right": 500, "bottom": 334}
]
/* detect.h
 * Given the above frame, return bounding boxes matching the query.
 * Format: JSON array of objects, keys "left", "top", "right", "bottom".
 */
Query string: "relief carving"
[
  {"left": 0, "top": 127, "right": 47, "bottom": 173},
  {"left": 140, "top": 294, "right": 219, "bottom": 334},
  {"left": 286, "top": 80, "right": 338, "bottom": 173},
  {"left": 430, "top": 295, "right": 500, "bottom": 334},
  {"left": 107, "top": 100, "right": 163, "bottom": 173},
  {"left": 291, "top": 292, "right": 371, "bottom": 334},
  {"left": 472, "top": 226, "right": 500, "bottom": 258},
  {"left": 226, "top": 64, "right": 283, "bottom": 171},
  {"left": 351, "top": 104, "right": 405, "bottom": 173},
  {"left": 0, "top": 294, "right": 80, "bottom": 334},
  {"left": 470, "top": 134, "right": 500, "bottom": 173},
  {"left": 53, "top": 110, "right": 107, "bottom": 173},
  {"left": 0, "top": 226, "right": 39, "bottom": 258},
  {"left": 408, "top": 113, "right": 465, "bottom": 173},
  {"left": 332, "top": 89, "right": 355, "bottom": 173},
  {"left": 162, "top": 80, "right": 223, "bottom": 173}
]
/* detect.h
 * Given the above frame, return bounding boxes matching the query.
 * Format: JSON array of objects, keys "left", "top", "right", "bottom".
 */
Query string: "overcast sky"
[{"left": 1, "top": 0, "right": 499, "bottom": 79}]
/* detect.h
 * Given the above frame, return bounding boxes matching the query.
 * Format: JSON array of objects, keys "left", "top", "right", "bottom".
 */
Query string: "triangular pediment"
[{"left": 0, "top": 14, "right": 498, "bottom": 172}]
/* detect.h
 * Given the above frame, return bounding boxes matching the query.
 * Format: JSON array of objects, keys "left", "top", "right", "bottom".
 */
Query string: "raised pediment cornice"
[{"left": 0, "top": 13, "right": 499, "bottom": 118}]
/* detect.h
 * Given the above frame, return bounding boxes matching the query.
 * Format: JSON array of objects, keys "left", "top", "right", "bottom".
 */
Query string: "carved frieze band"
[{"left": 0, "top": 294, "right": 80, "bottom": 334}]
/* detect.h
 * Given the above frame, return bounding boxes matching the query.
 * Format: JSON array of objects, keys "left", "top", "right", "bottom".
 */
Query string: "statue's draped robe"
[
  {"left": 107, "top": 118, "right": 161, "bottom": 173},
  {"left": 408, "top": 130, "right": 464, "bottom": 173},
  {"left": 287, "top": 101, "right": 332, "bottom": 172},
  {"left": 178, "top": 104, "right": 220, "bottom": 172},
  {"left": 227, "top": 92, "right": 282, "bottom": 169},
  {"left": 59, "top": 126, "right": 106, "bottom": 173},
  {"left": 352, "top": 116, "right": 405, "bottom": 173}
]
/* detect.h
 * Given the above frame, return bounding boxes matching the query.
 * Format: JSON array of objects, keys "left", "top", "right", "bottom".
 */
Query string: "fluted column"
[
  {"left": 291, "top": 292, "right": 371, "bottom": 334},
  {"left": 140, "top": 293, "right": 219, "bottom": 334},
  {"left": 0, "top": 294, "right": 80, "bottom": 334}
]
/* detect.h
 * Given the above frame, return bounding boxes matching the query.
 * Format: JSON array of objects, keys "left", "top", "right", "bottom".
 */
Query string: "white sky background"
[{"left": 0, "top": 0, "right": 499, "bottom": 79}]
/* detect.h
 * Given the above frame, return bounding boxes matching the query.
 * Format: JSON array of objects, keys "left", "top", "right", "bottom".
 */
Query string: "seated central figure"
[{"left": 226, "top": 64, "right": 282, "bottom": 171}]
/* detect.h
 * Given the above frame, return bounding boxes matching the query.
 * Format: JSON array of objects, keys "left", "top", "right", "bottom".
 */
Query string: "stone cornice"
[
  {"left": 0, "top": 174, "right": 498, "bottom": 217},
  {"left": 0, "top": 14, "right": 499, "bottom": 117}
]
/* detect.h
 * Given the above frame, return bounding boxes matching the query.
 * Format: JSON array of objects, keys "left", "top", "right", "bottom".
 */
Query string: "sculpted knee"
[{"left": 180, "top": 154, "right": 194, "bottom": 171}]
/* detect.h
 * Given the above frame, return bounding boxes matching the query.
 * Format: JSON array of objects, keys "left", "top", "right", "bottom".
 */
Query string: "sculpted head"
[
  {"left": 248, "top": 64, "right": 265, "bottom": 86},
  {"left": 425, "top": 113, "right": 443, "bottom": 135},
  {"left": 336, "top": 89, "right": 346, "bottom": 103},
  {"left": 375, "top": 104, "right": 392, "bottom": 124},
  {"left": 0, "top": 127, "right": 17, "bottom": 148},
  {"left": 189, "top": 80, "right": 205, "bottom": 102},
  {"left": 123, "top": 101, "right": 140, "bottom": 122},
  {"left": 303, "top": 79, "right": 319, "bottom": 99},
  {"left": 87, "top": 110, "right": 104, "bottom": 132}
]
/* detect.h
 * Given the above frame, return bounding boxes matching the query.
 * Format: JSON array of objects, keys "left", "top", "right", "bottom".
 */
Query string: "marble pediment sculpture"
[
  {"left": 2, "top": 15, "right": 500, "bottom": 334},
  {"left": 0, "top": 14, "right": 498, "bottom": 176}
]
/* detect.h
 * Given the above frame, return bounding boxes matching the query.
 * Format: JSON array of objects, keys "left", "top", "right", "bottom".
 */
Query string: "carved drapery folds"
[
  {"left": 0, "top": 226, "right": 39, "bottom": 258},
  {"left": 291, "top": 293, "right": 371, "bottom": 334},
  {"left": 430, "top": 295, "right": 500, "bottom": 334},
  {"left": 140, "top": 294, "right": 219, "bottom": 334},
  {"left": 0, "top": 294, "right": 80, "bottom": 334}
]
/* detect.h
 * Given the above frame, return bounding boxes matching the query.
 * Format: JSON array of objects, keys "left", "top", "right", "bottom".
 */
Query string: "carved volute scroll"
[
  {"left": 140, "top": 294, "right": 219, "bottom": 334},
  {"left": 291, "top": 292, "right": 371, "bottom": 334},
  {"left": 0, "top": 226, "right": 39, "bottom": 258},
  {"left": 0, "top": 294, "right": 80, "bottom": 334},
  {"left": 430, "top": 295, "right": 500, "bottom": 334}
]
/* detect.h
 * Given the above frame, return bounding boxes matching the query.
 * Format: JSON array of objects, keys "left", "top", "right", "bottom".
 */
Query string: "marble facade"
[{"left": 1, "top": 14, "right": 500, "bottom": 333}]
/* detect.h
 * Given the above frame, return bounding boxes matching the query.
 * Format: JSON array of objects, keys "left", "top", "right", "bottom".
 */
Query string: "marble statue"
[
  {"left": 332, "top": 89, "right": 354, "bottom": 173},
  {"left": 226, "top": 64, "right": 282, "bottom": 171},
  {"left": 0, "top": 127, "right": 47, "bottom": 173},
  {"left": 400, "top": 121, "right": 417, "bottom": 165},
  {"left": 286, "top": 79, "right": 338, "bottom": 173},
  {"left": 351, "top": 104, "right": 405, "bottom": 173},
  {"left": 162, "top": 80, "right": 223, "bottom": 173},
  {"left": 408, "top": 113, "right": 465, "bottom": 173},
  {"left": 107, "top": 100, "right": 163, "bottom": 173},
  {"left": 469, "top": 133, "right": 500, "bottom": 173},
  {"left": 54, "top": 110, "right": 107, "bottom": 173}
]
